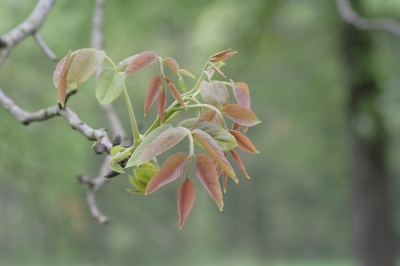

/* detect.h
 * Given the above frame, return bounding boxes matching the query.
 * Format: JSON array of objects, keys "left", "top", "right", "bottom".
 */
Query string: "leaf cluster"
[{"left": 53, "top": 48, "right": 260, "bottom": 227}]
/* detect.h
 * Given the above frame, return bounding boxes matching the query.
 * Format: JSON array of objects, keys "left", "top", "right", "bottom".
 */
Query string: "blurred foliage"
[{"left": 1, "top": 0, "right": 400, "bottom": 265}]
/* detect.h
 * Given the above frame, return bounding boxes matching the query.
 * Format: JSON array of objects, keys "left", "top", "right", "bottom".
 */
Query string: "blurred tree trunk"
[{"left": 340, "top": 2, "right": 396, "bottom": 265}]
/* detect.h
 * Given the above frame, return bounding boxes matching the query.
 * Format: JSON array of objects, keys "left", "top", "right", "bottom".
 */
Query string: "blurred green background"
[{"left": 1, "top": 0, "right": 400, "bottom": 265}]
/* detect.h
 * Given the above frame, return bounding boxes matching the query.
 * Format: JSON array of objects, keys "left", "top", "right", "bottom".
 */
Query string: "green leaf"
[
  {"left": 177, "top": 69, "right": 195, "bottom": 78},
  {"left": 178, "top": 118, "right": 237, "bottom": 151},
  {"left": 109, "top": 161, "right": 125, "bottom": 174},
  {"left": 134, "top": 167, "right": 158, "bottom": 184},
  {"left": 200, "top": 81, "right": 229, "bottom": 110},
  {"left": 110, "top": 145, "right": 125, "bottom": 156},
  {"left": 67, "top": 49, "right": 106, "bottom": 89},
  {"left": 178, "top": 73, "right": 186, "bottom": 92},
  {"left": 96, "top": 67, "right": 126, "bottom": 105},
  {"left": 125, "top": 124, "right": 172, "bottom": 168},
  {"left": 137, "top": 127, "right": 188, "bottom": 166},
  {"left": 127, "top": 188, "right": 144, "bottom": 195},
  {"left": 129, "top": 176, "right": 146, "bottom": 193}
]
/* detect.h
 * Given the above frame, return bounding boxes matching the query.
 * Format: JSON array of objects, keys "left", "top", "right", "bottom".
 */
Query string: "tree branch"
[
  {"left": 335, "top": 0, "right": 400, "bottom": 37},
  {"left": 0, "top": 87, "right": 113, "bottom": 152},
  {"left": 0, "top": 0, "right": 57, "bottom": 65},
  {"left": 91, "top": 0, "right": 126, "bottom": 139}
]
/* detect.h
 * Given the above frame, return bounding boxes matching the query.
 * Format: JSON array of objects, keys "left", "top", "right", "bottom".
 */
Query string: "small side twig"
[
  {"left": 33, "top": 32, "right": 57, "bottom": 61},
  {"left": 0, "top": 0, "right": 56, "bottom": 65},
  {"left": 77, "top": 157, "right": 111, "bottom": 224},
  {"left": 335, "top": 0, "right": 400, "bottom": 37}
]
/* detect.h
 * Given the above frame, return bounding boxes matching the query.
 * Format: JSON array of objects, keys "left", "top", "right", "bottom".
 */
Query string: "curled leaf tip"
[
  {"left": 246, "top": 175, "right": 250, "bottom": 179},
  {"left": 223, "top": 189, "right": 226, "bottom": 194},
  {"left": 219, "top": 207, "right": 223, "bottom": 211}
]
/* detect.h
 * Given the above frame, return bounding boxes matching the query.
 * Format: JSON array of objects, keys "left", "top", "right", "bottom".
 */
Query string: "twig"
[
  {"left": 0, "top": 0, "right": 56, "bottom": 65},
  {"left": 73, "top": 0, "right": 127, "bottom": 224},
  {"left": 77, "top": 157, "right": 111, "bottom": 224},
  {"left": 335, "top": 0, "right": 400, "bottom": 37},
  {"left": 33, "top": 32, "right": 58, "bottom": 61}
]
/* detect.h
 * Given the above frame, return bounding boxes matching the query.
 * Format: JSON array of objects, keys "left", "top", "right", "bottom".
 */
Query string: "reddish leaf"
[
  {"left": 194, "top": 154, "right": 224, "bottom": 210},
  {"left": 211, "top": 51, "right": 236, "bottom": 63},
  {"left": 210, "top": 49, "right": 231, "bottom": 62},
  {"left": 158, "top": 90, "right": 166, "bottom": 123},
  {"left": 125, "top": 51, "right": 158, "bottom": 76},
  {"left": 205, "top": 68, "right": 215, "bottom": 79},
  {"left": 144, "top": 74, "right": 162, "bottom": 115},
  {"left": 232, "top": 81, "right": 250, "bottom": 109},
  {"left": 200, "top": 81, "right": 229, "bottom": 110},
  {"left": 163, "top": 57, "right": 179, "bottom": 73},
  {"left": 216, "top": 166, "right": 223, "bottom": 178},
  {"left": 223, "top": 171, "right": 228, "bottom": 193},
  {"left": 199, "top": 110, "right": 222, "bottom": 126},
  {"left": 166, "top": 78, "right": 185, "bottom": 108},
  {"left": 211, "top": 64, "right": 226, "bottom": 78},
  {"left": 192, "top": 129, "right": 238, "bottom": 183},
  {"left": 222, "top": 104, "right": 260, "bottom": 127},
  {"left": 137, "top": 127, "right": 188, "bottom": 165},
  {"left": 230, "top": 149, "right": 250, "bottom": 179},
  {"left": 228, "top": 130, "right": 259, "bottom": 154},
  {"left": 178, "top": 178, "right": 196, "bottom": 228},
  {"left": 53, "top": 50, "right": 71, "bottom": 107},
  {"left": 146, "top": 152, "right": 188, "bottom": 194},
  {"left": 178, "top": 118, "right": 237, "bottom": 151},
  {"left": 232, "top": 123, "right": 241, "bottom": 131}
]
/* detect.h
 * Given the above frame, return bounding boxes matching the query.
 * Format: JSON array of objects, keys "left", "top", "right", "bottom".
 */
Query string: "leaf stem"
[
  {"left": 186, "top": 61, "right": 210, "bottom": 95},
  {"left": 104, "top": 55, "right": 117, "bottom": 68},
  {"left": 123, "top": 89, "right": 141, "bottom": 146},
  {"left": 182, "top": 128, "right": 195, "bottom": 157}
]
